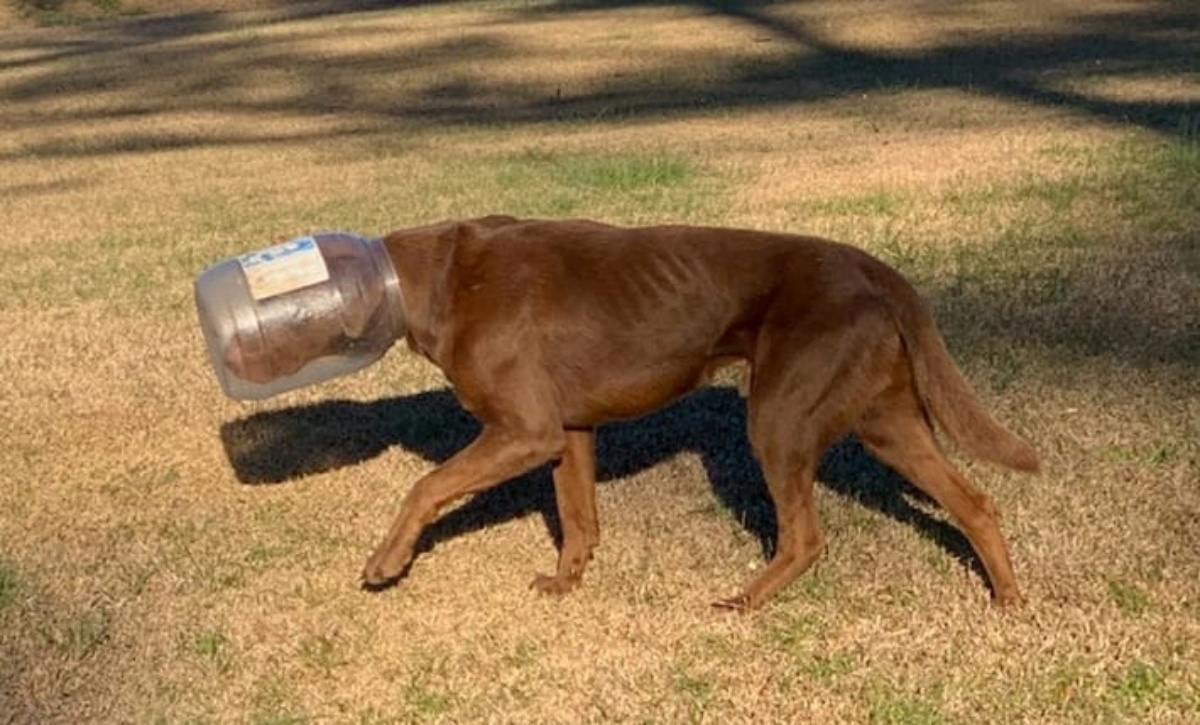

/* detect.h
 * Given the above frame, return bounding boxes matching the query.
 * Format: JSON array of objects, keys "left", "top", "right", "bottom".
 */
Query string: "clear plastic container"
[{"left": 194, "top": 232, "right": 404, "bottom": 400}]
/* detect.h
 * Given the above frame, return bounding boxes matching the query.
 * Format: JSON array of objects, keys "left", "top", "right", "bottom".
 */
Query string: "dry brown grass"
[{"left": 2, "top": 1, "right": 1198, "bottom": 722}]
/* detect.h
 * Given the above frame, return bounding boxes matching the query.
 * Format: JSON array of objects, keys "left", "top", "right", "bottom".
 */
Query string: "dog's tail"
[{"left": 867, "top": 258, "right": 1040, "bottom": 473}]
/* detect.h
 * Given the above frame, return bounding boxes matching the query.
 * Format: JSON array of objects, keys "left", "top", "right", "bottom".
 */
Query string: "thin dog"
[{"left": 342, "top": 216, "right": 1038, "bottom": 609}]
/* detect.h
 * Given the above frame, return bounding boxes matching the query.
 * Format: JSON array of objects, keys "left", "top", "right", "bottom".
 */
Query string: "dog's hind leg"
[
  {"left": 715, "top": 301, "right": 899, "bottom": 611},
  {"left": 856, "top": 365, "right": 1024, "bottom": 606},
  {"left": 532, "top": 427, "right": 600, "bottom": 595},
  {"left": 713, "top": 444, "right": 825, "bottom": 611}
]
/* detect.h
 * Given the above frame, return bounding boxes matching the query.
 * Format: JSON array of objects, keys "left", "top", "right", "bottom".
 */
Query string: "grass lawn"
[{"left": 1, "top": 1, "right": 1197, "bottom": 722}]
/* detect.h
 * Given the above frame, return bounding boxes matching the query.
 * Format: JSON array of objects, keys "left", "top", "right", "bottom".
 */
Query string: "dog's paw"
[
  {"left": 360, "top": 564, "right": 399, "bottom": 591},
  {"left": 360, "top": 545, "right": 410, "bottom": 590},
  {"left": 992, "top": 589, "right": 1027, "bottom": 609},
  {"left": 529, "top": 572, "right": 579, "bottom": 597},
  {"left": 711, "top": 594, "right": 754, "bottom": 613}
]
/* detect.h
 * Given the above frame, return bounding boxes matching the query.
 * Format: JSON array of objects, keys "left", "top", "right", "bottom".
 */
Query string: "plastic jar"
[{"left": 194, "top": 232, "right": 404, "bottom": 400}]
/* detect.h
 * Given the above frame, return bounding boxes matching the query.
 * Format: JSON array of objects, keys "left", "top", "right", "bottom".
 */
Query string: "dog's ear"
[
  {"left": 442, "top": 216, "right": 520, "bottom": 247},
  {"left": 438, "top": 220, "right": 477, "bottom": 248},
  {"left": 440, "top": 219, "right": 494, "bottom": 263},
  {"left": 471, "top": 214, "right": 521, "bottom": 230},
  {"left": 427, "top": 218, "right": 509, "bottom": 309},
  {"left": 453, "top": 221, "right": 479, "bottom": 242},
  {"left": 450, "top": 218, "right": 509, "bottom": 242}
]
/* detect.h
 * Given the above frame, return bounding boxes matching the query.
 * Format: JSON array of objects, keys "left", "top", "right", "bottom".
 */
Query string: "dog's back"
[{"left": 439, "top": 220, "right": 870, "bottom": 424}]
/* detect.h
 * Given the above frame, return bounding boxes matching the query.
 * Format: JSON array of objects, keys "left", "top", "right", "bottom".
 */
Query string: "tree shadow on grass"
[
  {"left": 2, "top": 0, "right": 1195, "bottom": 156},
  {"left": 219, "top": 385, "right": 986, "bottom": 590},
  {"left": 528, "top": 0, "right": 1200, "bottom": 138}
]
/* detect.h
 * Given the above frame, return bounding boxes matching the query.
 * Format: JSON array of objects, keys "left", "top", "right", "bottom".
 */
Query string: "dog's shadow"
[{"left": 219, "top": 387, "right": 985, "bottom": 587}]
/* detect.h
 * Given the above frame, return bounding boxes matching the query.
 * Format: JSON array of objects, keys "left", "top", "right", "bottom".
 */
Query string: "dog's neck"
[
  {"left": 380, "top": 221, "right": 460, "bottom": 361},
  {"left": 362, "top": 234, "right": 407, "bottom": 349}
]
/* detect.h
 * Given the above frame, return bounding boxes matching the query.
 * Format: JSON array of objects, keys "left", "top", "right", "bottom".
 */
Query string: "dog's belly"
[
  {"left": 542, "top": 288, "right": 758, "bottom": 427},
  {"left": 557, "top": 365, "right": 710, "bottom": 426},
  {"left": 552, "top": 336, "right": 748, "bottom": 427}
]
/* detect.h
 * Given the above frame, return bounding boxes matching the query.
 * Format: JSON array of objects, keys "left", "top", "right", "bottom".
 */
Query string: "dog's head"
[{"left": 196, "top": 233, "right": 404, "bottom": 399}]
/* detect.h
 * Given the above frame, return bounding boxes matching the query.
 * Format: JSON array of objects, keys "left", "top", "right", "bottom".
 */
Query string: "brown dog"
[{"left": 356, "top": 216, "right": 1038, "bottom": 609}]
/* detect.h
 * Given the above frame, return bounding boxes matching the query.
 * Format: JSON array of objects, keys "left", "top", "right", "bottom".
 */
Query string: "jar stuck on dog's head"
[{"left": 194, "top": 232, "right": 404, "bottom": 400}]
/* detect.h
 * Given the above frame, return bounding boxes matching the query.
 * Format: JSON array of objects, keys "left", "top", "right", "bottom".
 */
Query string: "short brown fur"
[{"left": 360, "top": 217, "right": 1038, "bottom": 609}]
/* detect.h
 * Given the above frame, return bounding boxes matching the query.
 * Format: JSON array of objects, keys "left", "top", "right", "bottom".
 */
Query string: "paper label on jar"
[{"left": 238, "top": 236, "right": 330, "bottom": 300}]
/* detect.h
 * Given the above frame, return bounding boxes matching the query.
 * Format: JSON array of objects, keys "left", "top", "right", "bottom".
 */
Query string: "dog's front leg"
[
  {"left": 361, "top": 424, "right": 563, "bottom": 588},
  {"left": 532, "top": 428, "right": 599, "bottom": 595}
]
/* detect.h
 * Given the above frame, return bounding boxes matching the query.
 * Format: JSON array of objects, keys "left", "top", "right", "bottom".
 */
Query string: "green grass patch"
[
  {"left": 158, "top": 519, "right": 248, "bottom": 594},
  {"left": 804, "top": 188, "right": 907, "bottom": 217},
  {"left": 672, "top": 662, "right": 716, "bottom": 721},
  {"left": 558, "top": 152, "right": 691, "bottom": 192},
  {"left": 243, "top": 542, "right": 289, "bottom": 568},
  {"left": 2, "top": 229, "right": 208, "bottom": 314},
  {"left": 1009, "top": 174, "right": 1088, "bottom": 212},
  {"left": 1111, "top": 661, "right": 1166, "bottom": 703},
  {"left": 0, "top": 559, "right": 20, "bottom": 612},
  {"left": 194, "top": 629, "right": 227, "bottom": 659},
  {"left": 493, "top": 149, "right": 696, "bottom": 211},
  {"left": 792, "top": 566, "right": 841, "bottom": 602},
  {"left": 1094, "top": 133, "right": 1199, "bottom": 233},
  {"left": 186, "top": 628, "right": 234, "bottom": 674},
  {"left": 55, "top": 607, "right": 113, "bottom": 658},
  {"left": 932, "top": 133, "right": 1195, "bottom": 264},
  {"left": 16, "top": 0, "right": 136, "bottom": 26},
  {"left": 1107, "top": 578, "right": 1151, "bottom": 616},
  {"left": 250, "top": 676, "right": 309, "bottom": 725},
  {"left": 425, "top": 149, "right": 718, "bottom": 221},
  {"left": 252, "top": 712, "right": 309, "bottom": 725},
  {"left": 767, "top": 613, "right": 823, "bottom": 650},
  {"left": 1101, "top": 660, "right": 1192, "bottom": 716},
  {"left": 798, "top": 652, "right": 856, "bottom": 680},
  {"left": 500, "top": 638, "right": 541, "bottom": 669},
  {"left": 1103, "top": 443, "right": 1182, "bottom": 467},
  {"left": 868, "top": 693, "right": 947, "bottom": 725},
  {"left": 403, "top": 659, "right": 459, "bottom": 720},
  {"left": 837, "top": 133, "right": 1200, "bottom": 373},
  {"left": 404, "top": 684, "right": 455, "bottom": 719},
  {"left": 1163, "top": 113, "right": 1200, "bottom": 176},
  {"left": 299, "top": 633, "right": 347, "bottom": 676}
]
